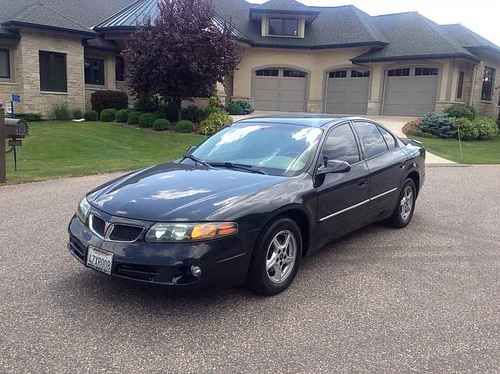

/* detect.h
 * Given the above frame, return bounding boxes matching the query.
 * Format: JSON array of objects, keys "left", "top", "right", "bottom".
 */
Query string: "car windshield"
[{"left": 191, "top": 123, "right": 323, "bottom": 176}]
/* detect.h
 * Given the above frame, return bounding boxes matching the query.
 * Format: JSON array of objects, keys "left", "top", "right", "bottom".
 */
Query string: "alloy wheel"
[
  {"left": 265, "top": 230, "right": 297, "bottom": 284},
  {"left": 400, "top": 185, "right": 414, "bottom": 222}
]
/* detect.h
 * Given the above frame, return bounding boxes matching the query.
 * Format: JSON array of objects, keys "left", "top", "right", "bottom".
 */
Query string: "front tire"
[
  {"left": 388, "top": 178, "right": 417, "bottom": 228},
  {"left": 248, "top": 218, "right": 302, "bottom": 296}
]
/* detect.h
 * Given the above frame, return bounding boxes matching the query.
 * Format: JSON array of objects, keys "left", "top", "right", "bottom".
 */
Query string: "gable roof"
[
  {"left": 252, "top": 0, "right": 312, "bottom": 12},
  {"left": 352, "top": 12, "right": 478, "bottom": 63}
]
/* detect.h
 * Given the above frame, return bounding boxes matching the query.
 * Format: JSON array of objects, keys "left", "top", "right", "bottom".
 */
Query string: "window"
[
  {"left": 351, "top": 70, "right": 370, "bottom": 78},
  {"left": 39, "top": 51, "right": 67, "bottom": 92},
  {"left": 256, "top": 69, "right": 279, "bottom": 77},
  {"left": 353, "top": 122, "right": 388, "bottom": 159},
  {"left": 85, "top": 57, "right": 105, "bottom": 85},
  {"left": 283, "top": 69, "right": 306, "bottom": 78},
  {"left": 377, "top": 126, "right": 397, "bottom": 150},
  {"left": 456, "top": 71, "right": 465, "bottom": 100},
  {"left": 329, "top": 70, "right": 347, "bottom": 79},
  {"left": 268, "top": 18, "right": 299, "bottom": 37},
  {"left": 0, "top": 49, "right": 10, "bottom": 79},
  {"left": 322, "top": 124, "right": 360, "bottom": 165},
  {"left": 388, "top": 68, "right": 410, "bottom": 77},
  {"left": 115, "top": 56, "right": 125, "bottom": 82},
  {"left": 415, "top": 67, "right": 439, "bottom": 76},
  {"left": 481, "top": 66, "right": 496, "bottom": 101}
]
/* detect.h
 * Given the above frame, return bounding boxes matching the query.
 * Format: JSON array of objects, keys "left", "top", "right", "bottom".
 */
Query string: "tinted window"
[
  {"left": 283, "top": 69, "right": 306, "bottom": 78},
  {"left": 351, "top": 70, "right": 370, "bottom": 78},
  {"left": 322, "top": 124, "right": 360, "bottom": 164},
  {"left": 353, "top": 122, "right": 388, "bottom": 158},
  {"left": 456, "top": 71, "right": 465, "bottom": 99},
  {"left": 85, "top": 57, "right": 105, "bottom": 85},
  {"left": 269, "top": 18, "right": 299, "bottom": 36},
  {"left": 329, "top": 70, "right": 347, "bottom": 79},
  {"left": 415, "top": 67, "right": 439, "bottom": 76},
  {"left": 378, "top": 126, "right": 397, "bottom": 150},
  {"left": 481, "top": 66, "right": 495, "bottom": 101},
  {"left": 0, "top": 49, "right": 10, "bottom": 79},
  {"left": 256, "top": 69, "right": 279, "bottom": 77},
  {"left": 115, "top": 56, "right": 125, "bottom": 82},
  {"left": 388, "top": 68, "right": 410, "bottom": 77},
  {"left": 39, "top": 51, "right": 67, "bottom": 92}
]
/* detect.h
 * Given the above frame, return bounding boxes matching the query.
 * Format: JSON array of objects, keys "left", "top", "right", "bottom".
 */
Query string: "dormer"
[{"left": 249, "top": 0, "right": 320, "bottom": 39}]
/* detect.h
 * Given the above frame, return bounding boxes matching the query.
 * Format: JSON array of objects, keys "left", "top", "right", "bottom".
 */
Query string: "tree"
[{"left": 123, "top": 0, "right": 240, "bottom": 117}]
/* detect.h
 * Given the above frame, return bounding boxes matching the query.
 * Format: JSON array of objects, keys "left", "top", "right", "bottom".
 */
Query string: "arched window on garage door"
[{"left": 326, "top": 69, "right": 370, "bottom": 114}]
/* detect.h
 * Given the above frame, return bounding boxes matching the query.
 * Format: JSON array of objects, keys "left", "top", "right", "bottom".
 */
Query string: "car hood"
[{"left": 88, "top": 163, "right": 286, "bottom": 221}]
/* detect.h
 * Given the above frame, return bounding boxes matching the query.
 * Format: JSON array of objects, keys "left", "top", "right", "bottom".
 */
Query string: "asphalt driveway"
[{"left": 1, "top": 166, "right": 499, "bottom": 373}]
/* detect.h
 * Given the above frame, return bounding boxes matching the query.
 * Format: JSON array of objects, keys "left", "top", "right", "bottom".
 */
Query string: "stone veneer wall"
[{"left": 17, "top": 29, "right": 85, "bottom": 117}]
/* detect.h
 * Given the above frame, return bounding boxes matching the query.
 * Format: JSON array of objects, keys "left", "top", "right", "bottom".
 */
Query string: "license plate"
[{"left": 86, "top": 246, "right": 113, "bottom": 275}]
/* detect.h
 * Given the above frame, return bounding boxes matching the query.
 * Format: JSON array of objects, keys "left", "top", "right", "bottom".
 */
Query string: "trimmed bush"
[
  {"left": 72, "top": 109, "right": 83, "bottom": 119},
  {"left": 181, "top": 105, "right": 208, "bottom": 123},
  {"left": 84, "top": 110, "right": 98, "bottom": 121},
  {"left": 474, "top": 116, "right": 498, "bottom": 139},
  {"left": 134, "top": 96, "right": 160, "bottom": 113},
  {"left": 91, "top": 90, "right": 128, "bottom": 113},
  {"left": 153, "top": 119, "right": 170, "bottom": 131},
  {"left": 175, "top": 120, "right": 194, "bottom": 133},
  {"left": 115, "top": 109, "right": 129, "bottom": 123},
  {"left": 100, "top": 109, "right": 117, "bottom": 122},
  {"left": 420, "top": 112, "right": 456, "bottom": 139},
  {"left": 455, "top": 118, "right": 478, "bottom": 140},
  {"left": 444, "top": 103, "right": 476, "bottom": 120},
  {"left": 139, "top": 113, "right": 157, "bottom": 128},
  {"left": 226, "top": 100, "right": 253, "bottom": 115},
  {"left": 402, "top": 119, "right": 422, "bottom": 137},
  {"left": 200, "top": 111, "right": 232, "bottom": 136},
  {"left": 49, "top": 103, "right": 72, "bottom": 121},
  {"left": 127, "top": 111, "right": 140, "bottom": 125},
  {"left": 16, "top": 113, "right": 42, "bottom": 122}
]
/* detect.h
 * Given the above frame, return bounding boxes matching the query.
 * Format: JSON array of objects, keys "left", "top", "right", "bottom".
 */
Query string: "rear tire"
[
  {"left": 388, "top": 178, "right": 417, "bottom": 228},
  {"left": 248, "top": 218, "right": 302, "bottom": 296}
]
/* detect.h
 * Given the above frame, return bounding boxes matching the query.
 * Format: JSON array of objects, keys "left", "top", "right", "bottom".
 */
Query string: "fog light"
[{"left": 191, "top": 265, "right": 202, "bottom": 278}]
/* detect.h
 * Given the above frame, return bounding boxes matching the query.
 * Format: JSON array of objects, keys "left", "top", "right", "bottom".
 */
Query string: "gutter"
[
  {"left": 352, "top": 52, "right": 480, "bottom": 64},
  {"left": 3, "top": 21, "right": 96, "bottom": 38}
]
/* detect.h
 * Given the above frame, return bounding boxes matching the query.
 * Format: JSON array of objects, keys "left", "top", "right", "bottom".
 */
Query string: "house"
[{"left": 0, "top": 0, "right": 499, "bottom": 119}]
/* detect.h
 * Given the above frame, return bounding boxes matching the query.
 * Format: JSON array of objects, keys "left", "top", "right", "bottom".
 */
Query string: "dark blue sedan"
[{"left": 68, "top": 116, "right": 425, "bottom": 295}]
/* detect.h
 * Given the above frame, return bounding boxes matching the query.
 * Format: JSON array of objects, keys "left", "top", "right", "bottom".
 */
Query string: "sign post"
[{"left": 0, "top": 103, "right": 6, "bottom": 183}]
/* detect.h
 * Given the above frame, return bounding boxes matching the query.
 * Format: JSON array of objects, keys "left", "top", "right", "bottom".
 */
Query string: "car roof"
[{"left": 234, "top": 115, "right": 371, "bottom": 128}]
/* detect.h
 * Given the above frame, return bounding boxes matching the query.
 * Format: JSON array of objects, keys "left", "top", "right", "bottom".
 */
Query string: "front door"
[{"left": 315, "top": 122, "right": 370, "bottom": 249}]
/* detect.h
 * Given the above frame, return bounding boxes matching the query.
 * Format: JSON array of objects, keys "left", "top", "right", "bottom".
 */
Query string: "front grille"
[
  {"left": 116, "top": 264, "right": 160, "bottom": 282},
  {"left": 109, "top": 224, "right": 143, "bottom": 242},
  {"left": 90, "top": 214, "right": 106, "bottom": 238}
]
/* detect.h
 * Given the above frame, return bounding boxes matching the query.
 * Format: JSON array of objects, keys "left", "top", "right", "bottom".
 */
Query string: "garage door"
[
  {"left": 383, "top": 67, "right": 439, "bottom": 116},
  {"left": 253, "top": 68, "right": 307, "bottom": 112},
  {"left": 326, "top": 69, "right": 370, "bottom": 114}
]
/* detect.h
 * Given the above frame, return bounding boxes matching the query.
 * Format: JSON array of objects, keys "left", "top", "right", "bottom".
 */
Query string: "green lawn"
[
  {"left": 4, "top": 121, "right": 206, "bottom": 184},
  {"left": 413, "top": 135, "right": 500, "bottom": 164}
]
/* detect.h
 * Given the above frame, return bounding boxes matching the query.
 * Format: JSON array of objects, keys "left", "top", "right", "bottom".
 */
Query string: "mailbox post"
[{"left": 0, "top": 104, "right": 5, "bottom": 183}]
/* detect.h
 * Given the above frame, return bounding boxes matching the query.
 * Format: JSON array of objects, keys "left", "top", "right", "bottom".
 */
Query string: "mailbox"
[{"left": 5, "top": 118, "right": 28, "bottom": 139}]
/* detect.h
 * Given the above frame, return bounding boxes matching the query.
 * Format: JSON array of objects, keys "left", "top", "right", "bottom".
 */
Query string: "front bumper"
[{"left": 68, "top": 215, "right": 253, "bottom": 288}]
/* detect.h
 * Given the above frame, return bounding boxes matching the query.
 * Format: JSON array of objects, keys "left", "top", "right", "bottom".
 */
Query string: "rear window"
[{"left": 353, "top": 122, "right": 389, "bottom": 158}]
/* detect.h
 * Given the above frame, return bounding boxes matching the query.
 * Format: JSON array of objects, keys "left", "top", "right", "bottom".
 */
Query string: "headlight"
[
  {"left": 145, "top": 222, "right": 238, "bottom": 243},
  {"left": 76, "top": 197, "right": 91, "bottom": 223}
]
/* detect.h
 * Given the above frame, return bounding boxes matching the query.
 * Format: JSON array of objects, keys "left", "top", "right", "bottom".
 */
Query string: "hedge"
[{"left": 91, "top": 90, "right": 128, "bottom": 114}]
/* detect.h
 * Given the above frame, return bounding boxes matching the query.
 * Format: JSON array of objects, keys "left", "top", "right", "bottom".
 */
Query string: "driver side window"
[{"left": 322, "top": 124, "right": 360, "bottom": 165}]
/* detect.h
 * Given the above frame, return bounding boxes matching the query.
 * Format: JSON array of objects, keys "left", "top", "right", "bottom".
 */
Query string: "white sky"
[{"left": 248, "top": 0, "right": 500, "bottom": 46}]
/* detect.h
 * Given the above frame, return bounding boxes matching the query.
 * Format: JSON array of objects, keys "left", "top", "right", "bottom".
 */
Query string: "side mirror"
[
  {"left": 185, "top": 145, "right": 198, "bottom": 155},
  {"left": 317, "top": 159, "right": 351, "bottom": 175}
]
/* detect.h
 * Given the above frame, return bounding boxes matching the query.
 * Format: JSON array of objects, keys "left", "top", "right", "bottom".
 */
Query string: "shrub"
[
  {"left": 15, "top": 113, "right": 42, "bottom": 122},
  {"left": 134, "top": 95, "right": 160, "bottom": 113},
  {"left": 444, "top": 103, "right": 476, "bottom": 120},
  {"left": 153, "top": 118, "right": 170, "bottom": 131},
  {"left": 159, "top": 100, "right": 180, "bottom": 122},
  {"left": 127, "top": 111, "right": 140, "bottom": 125},
  {"left": 115, "top": 109, "right": 129, "bottom": 123},
  {"left": 181, "top": 105, "right": 208, "bottom": 123},
  {"left": 474, "top": 116, "right": 498, "bottom": 140},
  {"left": 455, "top": 118, "right": 478, "bottom": 140},
  {"left": 139, "top": 113, "right": 157, "bottom": 128},
  {"left": 91, "top": 90, "right": 128, "bottom": 113},
  {"left": 100, "top": 109, "right": 117, "bottom": 122},
  {"left": 84, "top": 110, "right": 98, "bottom": 121},
  {"left": 72, "top": 109, "right": 83, "bottom": 119},
  {"left": 402, "top": 119, "right": 422, "bottom": 137},
  {"left": 208, "top": 96, "right": 222, "bottom": 109},
  {"left": 226, "top": 100, "right": 253, "bottom": 115},
  {"left": 200, "top": 111, "right": 232, "bottom": 135},
  {"left": 49, "top": 103, "right": 72, "bottom": 121},
  {"left": 420, "top": 112, "right": 456, "bottom": 139},
  {"left": 175, "top": 120, "right": 194, "bottom": 133}
]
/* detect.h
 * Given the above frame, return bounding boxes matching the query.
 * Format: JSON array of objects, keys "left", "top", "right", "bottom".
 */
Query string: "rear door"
[
  {"left": 315, "top": 122, "right": 370, "bottom": 248},
  {"left": 352, "top": 121, "right": 406, "bottom": 221}
]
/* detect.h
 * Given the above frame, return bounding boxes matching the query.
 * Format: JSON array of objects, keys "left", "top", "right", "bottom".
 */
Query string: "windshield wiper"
[
  {"left": 182, "top": 154, "right": 212, "bottom": 168},
  {"left": 209, "top": 162, "right": 267, "bottom": 175}
]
